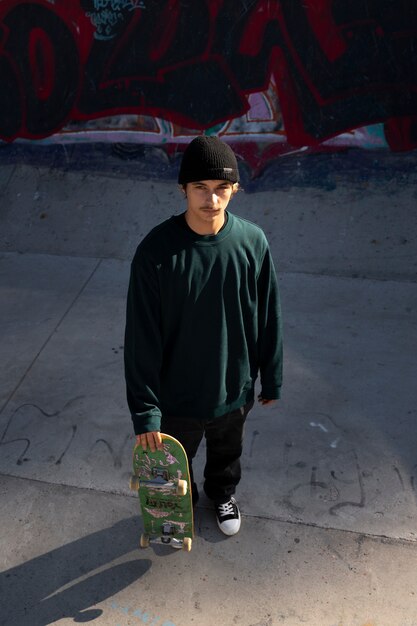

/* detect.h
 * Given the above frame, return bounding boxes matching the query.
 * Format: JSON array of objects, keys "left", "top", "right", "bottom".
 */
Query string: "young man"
[{"left": 124, "top": 136, "right": 282, "bottom": 536}]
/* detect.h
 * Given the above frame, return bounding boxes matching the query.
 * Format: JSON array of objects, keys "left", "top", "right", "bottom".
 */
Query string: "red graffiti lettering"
[{"left": 0, "top": 0, "right": 415, "bottom": 152}]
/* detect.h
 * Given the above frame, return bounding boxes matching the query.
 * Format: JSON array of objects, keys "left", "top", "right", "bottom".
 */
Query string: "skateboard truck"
[
  {"left": 161, "top": 523, "right": 175, "bottom": 544},
  {"left": 161, "top": 524, "right": 188, "bottom": 550},
  {"left": 152, "top": 466, "right": 187, "bottom": 495},
  {"left": 152, "top": 467, "right": 169, "bottom": 482}
]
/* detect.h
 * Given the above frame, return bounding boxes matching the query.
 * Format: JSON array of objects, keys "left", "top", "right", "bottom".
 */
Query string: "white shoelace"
[{"left": 217, "top": 500, "right": 236, "bottom": 518}]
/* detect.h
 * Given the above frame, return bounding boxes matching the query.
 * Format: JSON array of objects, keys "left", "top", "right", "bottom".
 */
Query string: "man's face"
[{"left": 184, "top": 180, "right": 237, "bottom": 234}]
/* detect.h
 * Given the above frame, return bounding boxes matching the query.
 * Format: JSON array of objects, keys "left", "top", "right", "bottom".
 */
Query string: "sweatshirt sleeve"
[
  {"left": 257, "top": 246, "right": 283, "bottom": 400},
  {"left": 124, "top": 248, "right": 163, "bottom": 435}
]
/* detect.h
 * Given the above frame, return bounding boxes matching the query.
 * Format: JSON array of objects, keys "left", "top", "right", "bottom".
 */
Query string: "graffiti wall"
[{"left": 0, "top": 0, "right": 416, "bottom": 172}]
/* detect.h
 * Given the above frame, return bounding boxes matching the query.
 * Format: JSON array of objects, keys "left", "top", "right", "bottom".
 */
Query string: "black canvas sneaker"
[{"left": 215, "top": 497, "right": 241, "bottom": 536}]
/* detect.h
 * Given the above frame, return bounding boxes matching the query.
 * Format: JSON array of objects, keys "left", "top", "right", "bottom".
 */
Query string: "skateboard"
[{"left": 129, "top": 434, "right": 194, "bottom": 551}]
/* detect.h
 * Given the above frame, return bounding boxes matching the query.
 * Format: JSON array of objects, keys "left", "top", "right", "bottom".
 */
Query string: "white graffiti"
[
  {"left": 87, "top": 0, "right": 145, "bottom": 40},
  {"left": 92, "top": 0, "right": 145, "bottom": 11}
]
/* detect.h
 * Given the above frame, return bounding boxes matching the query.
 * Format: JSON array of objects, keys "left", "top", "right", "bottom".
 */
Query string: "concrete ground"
[{"left": 1, "top": 145, "right": 417, "bottom": 626}]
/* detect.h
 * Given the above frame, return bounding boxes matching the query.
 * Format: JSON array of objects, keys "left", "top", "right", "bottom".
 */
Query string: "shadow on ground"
[{"left": 0, "top": 517, "right": 150, "bottom": 626}]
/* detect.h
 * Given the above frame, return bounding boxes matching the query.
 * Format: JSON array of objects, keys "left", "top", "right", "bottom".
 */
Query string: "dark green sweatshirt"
[{"left": 124, "top": 211, "right": 283, "bottom": 435}]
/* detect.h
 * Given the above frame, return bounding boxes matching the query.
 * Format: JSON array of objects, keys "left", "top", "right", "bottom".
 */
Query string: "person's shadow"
[{"left": 0, "top": 517, "right": 151, "bottom": 626}]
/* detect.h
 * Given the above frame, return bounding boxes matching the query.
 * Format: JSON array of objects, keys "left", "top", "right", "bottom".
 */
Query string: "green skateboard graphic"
[{"left": 130, "top": 434, "right": 194, "bottom": 551}]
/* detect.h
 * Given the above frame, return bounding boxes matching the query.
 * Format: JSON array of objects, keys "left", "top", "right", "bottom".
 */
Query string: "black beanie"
[{"left": 178, "top": 136, "right": 240, "bottom": 185}]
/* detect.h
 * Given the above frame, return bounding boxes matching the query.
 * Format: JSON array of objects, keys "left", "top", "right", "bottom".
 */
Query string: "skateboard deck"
[{"left": 130, "top": 434, "right": 194, "bottom": 551}]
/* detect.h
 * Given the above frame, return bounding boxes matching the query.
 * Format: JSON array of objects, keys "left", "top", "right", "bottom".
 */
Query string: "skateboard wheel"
[
  {"left": 129, "top": 475, "right": 140, "bottom": 491},
  {"left": 182, "top": 537, "right": 192, "bottom": 552},
  {"left": 176, "top": 479, "right": 188, "bottom": 496},
  {"left": 140, "top": 533, "right": 150, "bottom": 548}
]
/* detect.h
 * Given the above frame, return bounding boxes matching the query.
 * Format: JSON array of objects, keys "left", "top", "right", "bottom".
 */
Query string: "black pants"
[{"left": 161, "top": 401, "right": 254, "bottom": 504}]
